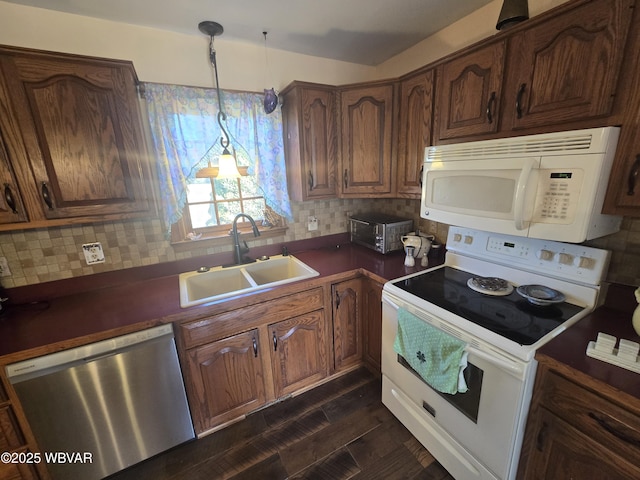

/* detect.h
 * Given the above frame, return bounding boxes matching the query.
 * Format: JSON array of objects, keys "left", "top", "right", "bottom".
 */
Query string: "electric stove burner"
[
  {"left": 467, "top": 276, "right": 514, "bottom": 296},
  {"left": 392, "top": 267, "right": 585, "bottom": 346}
]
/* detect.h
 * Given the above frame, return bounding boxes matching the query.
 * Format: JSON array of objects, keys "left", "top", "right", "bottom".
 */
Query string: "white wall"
[
  {"left": 0, "top": 1, "right": 374, "bottom": 91},
  {"left": 375, "top": 0, "right": 570, "bottom": 79},
  {"left": 0, "top": 0, "right": 570, "bottom": 91}
]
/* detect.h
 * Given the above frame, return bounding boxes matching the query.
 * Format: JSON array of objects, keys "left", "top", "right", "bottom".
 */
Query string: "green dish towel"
[{"left": 394, "top": 307, "right": 468, "bottom": 395}]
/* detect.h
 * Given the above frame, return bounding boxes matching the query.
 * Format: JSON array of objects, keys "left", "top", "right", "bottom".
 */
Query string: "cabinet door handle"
[
  {"left": 419, "top": 165, "right": 424, "bottom": 188},
  {"left": 588, "top": 412, "right": 640, "bottom": 447},
  {"left": 308, "top": 170, "right": 314, "bottom": 191},
  {"left": 41, "top": 182, "right": 54, "bottom": 210},
  {"left": 335, "top": 290, "right": 341, "bottom": 309},
  {"left": 627, "top": 154, "right": 640, "bottom": 196},
  {"left": 272, "top": 331, "right": 278, "bottom": 351},
  {"left": 344, "top": 169, "right": 349, "bottom": 189},
  {"left": 486, "top": 91, "right": 496, "bottom": 124},
  {"left": 536, "top": 421, "right": 548, "bottom": 452},
  {"left": 252, "top": 336, "right": 258, "bottom": 357},
  {"left": 516, "top": 83, "right": 526, "bottom": 119},
  {"left": 3, "top": 184, "right": 17, "bottom": 214}
]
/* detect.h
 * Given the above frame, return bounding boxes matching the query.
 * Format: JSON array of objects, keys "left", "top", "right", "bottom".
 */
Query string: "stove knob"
[
  {"left": 536, "top": 249, "right": 554, "bottom": 261},
  {"left": 464, "top": 235, "right": 473, "bottom": 244},
  {"left": 453, "top": 233, "right": 462, "bottom": 242},
  {"left": 557, "top": 252, "right": 574, "bottom": 265},
  {"left": 575, "top": 256, "right": 595, "bottom": 269}
]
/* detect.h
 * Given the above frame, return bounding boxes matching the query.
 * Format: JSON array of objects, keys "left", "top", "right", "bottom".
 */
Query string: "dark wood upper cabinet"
[
  {"left": 434, "top": 0, "right": 634, "bottom": 143},
  {"left": 396, "top": 69, "right": 434, "bottom": 197},
  {"left": 502, "top": 0, "right": 635, "bottom": 131},
  {"left": 0, "top": 46, "right": 154, "bottom": 230},
  {"left": 282, "top": 82, "right": 338, "bottom": 201},
  {"left": 435, "top": 41, "right": 506, "bottom": 141},
  {"left": 339, "top": 83, "right": 395, "bottom": 196},
  {"left": 0, "top": 132, "right": 28, "bottom": 225}
]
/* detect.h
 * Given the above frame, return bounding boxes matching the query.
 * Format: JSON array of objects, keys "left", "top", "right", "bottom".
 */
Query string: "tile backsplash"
[{"left": 0, "top": 198, "right": 638, "bottom": 288}]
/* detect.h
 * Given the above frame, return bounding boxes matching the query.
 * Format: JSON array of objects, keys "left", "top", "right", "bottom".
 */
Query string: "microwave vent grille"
[{"left": 428, "top": 132, "right": 598, "bottom": 162}]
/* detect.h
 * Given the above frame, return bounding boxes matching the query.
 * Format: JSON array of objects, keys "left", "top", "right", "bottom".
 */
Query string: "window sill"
[{"left": 171, "top": 225, "right": 288, "bottom": 253}]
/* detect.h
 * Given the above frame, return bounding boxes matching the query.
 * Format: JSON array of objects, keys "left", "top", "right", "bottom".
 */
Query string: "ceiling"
[{"left": 4, "top": 0, "right": 495, "bottom": 65}]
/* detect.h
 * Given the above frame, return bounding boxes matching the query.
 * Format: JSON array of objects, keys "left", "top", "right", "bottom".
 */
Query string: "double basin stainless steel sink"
[{"left": 179, "top": 254, "right": 319, "bottom": 308}]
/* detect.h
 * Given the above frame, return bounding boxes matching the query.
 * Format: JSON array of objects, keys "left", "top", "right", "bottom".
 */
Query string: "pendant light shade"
[
  {"left": 195, "top": 151, "right": 249, "bottom": 179},
  {"left": 195, "top": 21, "right": 248, "bottom": 179},
  {"left": 496, "top": 0, "right": 529, "bottom": 30},
  {"left": 217, "top": 149, "right": 243, "bottom": 178}
]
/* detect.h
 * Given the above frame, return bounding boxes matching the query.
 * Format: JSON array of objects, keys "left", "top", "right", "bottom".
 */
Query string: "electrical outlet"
[
  {"left": 307, "top": 216, "right": 318, "bottom": 231},
  {"left": 0, "top": 256, "right": 11, "bottom": 277},
  {"left": 82, "top": 242, "right": 105, "bottom": 265}
]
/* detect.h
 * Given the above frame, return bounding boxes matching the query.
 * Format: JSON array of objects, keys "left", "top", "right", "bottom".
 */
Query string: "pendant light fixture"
[
  {"left": 496, "top": 0, "right": 529, "bottom": 30},
  {"left": 262, "top": 31, "right": 278, "bottom": 114},
  {"left": 196, "top": 21, "right": 248, "bottom": 179}
]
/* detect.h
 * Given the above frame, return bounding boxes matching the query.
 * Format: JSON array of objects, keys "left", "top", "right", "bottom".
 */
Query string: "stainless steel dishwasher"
[{"left": 6, "top": 324, "right": 195, "bottom": 480}]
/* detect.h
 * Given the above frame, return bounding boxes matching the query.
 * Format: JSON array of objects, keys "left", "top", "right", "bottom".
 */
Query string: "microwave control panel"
[{"left": 532, "top": 169, "right": 584, "bottom": 224}]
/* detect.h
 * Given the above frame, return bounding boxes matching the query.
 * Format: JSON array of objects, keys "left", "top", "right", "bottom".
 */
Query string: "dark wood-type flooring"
[{"left": 108, "top": 367, "right": 454, "bottom": 480}]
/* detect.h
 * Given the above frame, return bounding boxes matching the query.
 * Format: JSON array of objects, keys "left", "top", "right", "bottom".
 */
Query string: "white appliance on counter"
[
  {"left": 382, "top": 226, "right": 611, "bottom": 480},
  {"left": 421, "top": 127, "right": 622, "bottom": 243}
]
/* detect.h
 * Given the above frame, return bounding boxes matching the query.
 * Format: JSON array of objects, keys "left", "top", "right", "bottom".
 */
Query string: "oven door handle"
[
  {"left": 465, "top": 345, "right": 525, "bottom": 379},
  {"left": 382, "top": 295, "right": 400, "bottom": 310},
  {"left": 383, "top": 295, "right": 526, "bottom": 379}
]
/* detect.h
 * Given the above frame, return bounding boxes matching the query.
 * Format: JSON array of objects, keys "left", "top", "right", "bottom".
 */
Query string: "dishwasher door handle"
[{"left": 6, "top": 324, "right": 175, "bottom": 383}]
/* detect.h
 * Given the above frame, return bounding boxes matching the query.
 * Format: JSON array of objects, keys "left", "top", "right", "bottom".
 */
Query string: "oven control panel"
[{"left": 447, "top": 227, "right": 610, "bottom": 284}]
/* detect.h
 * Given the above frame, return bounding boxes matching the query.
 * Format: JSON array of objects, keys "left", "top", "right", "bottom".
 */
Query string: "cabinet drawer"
[
  {"left": 541, "top": 371, "right": 640, "bottom": 461},
  {"left": 0, "top": 405, "right": 24, "bottom": 451},
  {"left": 180, "top": 287, "right": 325, "bottom": 349},
  {"left": 0, "top": 453, "right": 39, "bottom": 480}
]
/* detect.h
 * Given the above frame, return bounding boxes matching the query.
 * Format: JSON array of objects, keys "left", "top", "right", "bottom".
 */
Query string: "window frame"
[{"left": 170, "top": 175, "right": 287, "bottom": 246}]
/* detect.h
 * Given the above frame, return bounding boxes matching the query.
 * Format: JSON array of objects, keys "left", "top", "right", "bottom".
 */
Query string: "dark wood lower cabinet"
[
  {"left": 269, "top": 310, "right": 328, "bottom": 398},
  {"left": 518, "top": 361, "right": 640, "bottom": 479},
  {"left": 0, "top": 460, "right": 40, "bottom": 480},
  {"left": 185, "top": 328, "right": 267, "bottom": 432},
  {"left": 179, "top": 286, "right": 329, "bottom": 434},
  {"left": 521, "top": 408, "right": 640, "bottom": 479},
  {"left": 179, "top": 276, "right": 387, "bottom": 435},
  {"left": 0, "top": 380, "right": 43, "bottom": 479},
  {"left": 362, "top": 278, "right": 383, "bottom": 373},
  {"left": 332, "top": 278, "right": 363, "bottom": 371}
]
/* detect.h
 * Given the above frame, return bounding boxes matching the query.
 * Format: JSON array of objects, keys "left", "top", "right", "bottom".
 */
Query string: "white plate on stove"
[
  {"left": 516, "top": 284, "right": 565, "bottom": 306},
  {"left": 467, "top": 276, "right": 514, "bottom": 296}
]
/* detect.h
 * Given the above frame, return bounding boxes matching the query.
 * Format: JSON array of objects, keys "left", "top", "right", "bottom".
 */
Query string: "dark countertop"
[
  {"left": 4, "top": 231, "right": 635, "bottom": 407},
  {"left": 537, "top": 283, "right": 640, "bottom": 402},
  {"left": 0, "top": 236, "right": 432, "bottom": 361}
]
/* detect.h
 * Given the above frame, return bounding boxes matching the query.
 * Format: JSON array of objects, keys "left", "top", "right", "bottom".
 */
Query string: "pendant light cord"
[
  {"left": 207, "top": 34, "right": 230, "bottom": 152},
  {"left": 263, "top": 31, "right": 274, "bottom": 88}
]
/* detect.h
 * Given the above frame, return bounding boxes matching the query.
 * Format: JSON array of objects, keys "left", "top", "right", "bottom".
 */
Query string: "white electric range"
[{"left": 381, "top": 226, "right": 610, "bottom": 480}]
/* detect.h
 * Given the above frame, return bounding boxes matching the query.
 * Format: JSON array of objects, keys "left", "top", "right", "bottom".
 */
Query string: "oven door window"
[{"left": 398, "top": 354, "right": 483, "bottom": 423}]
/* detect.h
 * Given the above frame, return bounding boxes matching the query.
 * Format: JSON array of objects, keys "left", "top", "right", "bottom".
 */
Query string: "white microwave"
[{"left": 421, "top": 127, "right": 622, "bottom": 243}]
